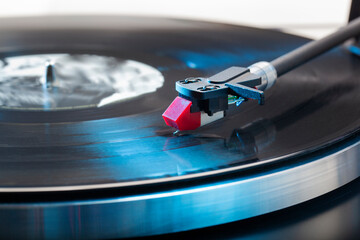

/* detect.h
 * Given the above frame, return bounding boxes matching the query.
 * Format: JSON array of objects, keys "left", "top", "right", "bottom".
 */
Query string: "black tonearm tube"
[{"left": 162, "top": 17, "right": 360, "bottom": 131}]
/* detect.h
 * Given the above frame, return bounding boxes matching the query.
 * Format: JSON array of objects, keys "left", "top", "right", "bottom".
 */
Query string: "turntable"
[{"left": 0, "top": 2, "right": 359, "bottom": 240}]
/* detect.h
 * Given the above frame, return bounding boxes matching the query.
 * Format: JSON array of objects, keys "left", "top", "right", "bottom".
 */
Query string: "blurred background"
[{"left": 0, "top": 0, "right": 352, "bottom": 39}]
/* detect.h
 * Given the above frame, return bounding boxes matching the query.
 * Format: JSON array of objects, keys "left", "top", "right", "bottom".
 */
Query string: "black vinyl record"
[{"left": 0, "top": 16, "right": 359, "bottom": 192}]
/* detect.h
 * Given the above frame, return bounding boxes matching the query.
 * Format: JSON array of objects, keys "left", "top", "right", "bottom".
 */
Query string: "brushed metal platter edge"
[{"left": 0, "top": 137, "right": 359, "bottom": 239}]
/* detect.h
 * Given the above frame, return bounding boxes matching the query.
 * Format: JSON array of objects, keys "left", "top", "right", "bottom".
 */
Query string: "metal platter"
[{"left": 0, "top": 16, "right": 359, "bottom": 239}]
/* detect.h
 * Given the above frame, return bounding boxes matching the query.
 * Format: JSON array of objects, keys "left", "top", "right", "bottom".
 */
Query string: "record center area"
[{"left": 0, "top": 54, "right": 164, "bottom": 110}]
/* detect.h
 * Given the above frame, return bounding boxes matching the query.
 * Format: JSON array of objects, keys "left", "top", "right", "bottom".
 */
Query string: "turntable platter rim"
[{"left": 0, "top": 131, "right": 358, "bottom": 239}]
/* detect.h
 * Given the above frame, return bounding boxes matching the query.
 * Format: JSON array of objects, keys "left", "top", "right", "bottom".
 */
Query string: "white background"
[{"left": 0, "top": 0, "right": 353, "bottom": 39}]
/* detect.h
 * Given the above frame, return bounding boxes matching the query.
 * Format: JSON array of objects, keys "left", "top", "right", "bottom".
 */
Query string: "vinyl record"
[{"left": 0, "top": 16, "right": 359, "bottom": 239}]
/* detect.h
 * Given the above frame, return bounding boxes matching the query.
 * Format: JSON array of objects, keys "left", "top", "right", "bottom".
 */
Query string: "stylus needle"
[{"left": 162, "top": 96, "right": 224, "bottom": 131}]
